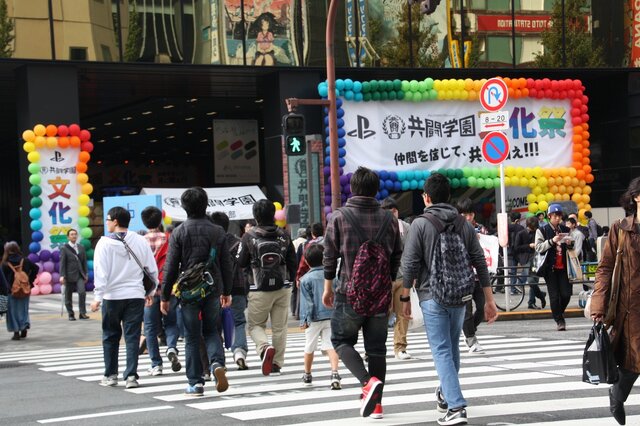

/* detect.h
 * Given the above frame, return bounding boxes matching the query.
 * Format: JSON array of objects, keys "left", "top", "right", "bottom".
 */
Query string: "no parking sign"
[{"left": 481, "top": 131, "right": 510, "bottom": 165}]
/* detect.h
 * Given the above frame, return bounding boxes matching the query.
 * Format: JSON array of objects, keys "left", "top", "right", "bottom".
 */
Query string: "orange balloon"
[
  {"left": 582, "top": 157, "right": 591, "bottom": 165},
  {"left": 45, "top": 124, "right": 58, "bottom": 137},
  {"left": 515, "top": 89, "right": 522, "bottom": 98},
  {"left": 563, "top": 176, "right": 572, "bottom": 186},
  {"left": 582, "top": 131, "right": 590, "bottom": 139},
  {"left": 572, "top": 135, "right": 582, "bottom": 144},
  {"left": 504, "top": 77, "right": 512, "bottom": 87},
  {"left": 508, "top": 87, "right": 515, "bottom": 98},
  {"left": 583, "top": 164, "right": 592, "bottom": 174},
  {"left": 547, "top": 177, "right": 556, "bottom": 186},
  {"left": 582, "top": 123, "right": 589, "bottom": 131},
  {"left": 58, "top": 136, "right": 70, "bottom": 148},
  {"left": 582, "top": 148, "right": 591, "bottom": 157},
  {"left": 582, "top": 140, "right": 590, "bottom": 148},
  {"left": 571, "top": 162, "right": 582, "bottom": 171},
  {"left": 521, "top": 88, "right": 529, "bottom": 97},
  {"left": 558, "top": 185, "right": 567, "bottom": 194},
  {"left": 562, "top": 193, "right": 571, "bottom": 201},
  {"left": 576, "top": 170, "right": 586, "bottom": 180},
  {"left": 78, "top": 151, "right": 90, "bottom": 163},
  {"left": 518, "top": 77, "right": 527, "bottom": 88},
  {"left": 573, "top": 143, "right": 583, "bottom": 152},
  {"left": 573, "top": 126, "right": 583, "bottom": 134},
  {"left": 70, "top": 136, "right": 81, "bottom": 147},
  {"left": 571, "top": 177, "right": 579, "bottom": 186},
  {"left": 34, "top": 136, "right": 46, "bottom": 148},
  {"left": 76, "top": 162, "right": 88, "bottom": 173},
  {"left": 573, "top": 153, "right": 582, "bottom": 162}
]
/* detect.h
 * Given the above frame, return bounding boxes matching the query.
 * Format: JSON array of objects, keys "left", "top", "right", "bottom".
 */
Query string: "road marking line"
[{"left": 37, "top": 405, "right": 174, "bottom": 423}]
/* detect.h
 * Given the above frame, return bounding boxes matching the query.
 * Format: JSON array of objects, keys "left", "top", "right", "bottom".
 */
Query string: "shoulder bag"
[{"left": 114, "top": 234, "right": 156, "bottom": 296}]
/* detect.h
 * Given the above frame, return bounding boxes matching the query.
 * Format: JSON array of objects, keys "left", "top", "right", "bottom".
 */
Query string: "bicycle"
[{"left": 491, "top": 272, "right": 525, "bottom": 311}]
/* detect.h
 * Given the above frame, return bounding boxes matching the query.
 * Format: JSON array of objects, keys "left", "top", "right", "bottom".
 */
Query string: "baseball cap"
[{"left": 547, "top": 204, "right": 563, "bottom": 215}]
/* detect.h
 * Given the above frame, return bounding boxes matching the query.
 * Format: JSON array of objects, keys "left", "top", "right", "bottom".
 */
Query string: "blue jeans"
[
  {"left": 101, "top": 298, "right": 145, "bottom": 380},
  {"left": 422, "top": 299, "right": 467, "bottom": 410},
  {"left": 144, "top": 295, "right": 179, "bottom": 367},
  {"left": 230, "top": 295, "right": 248, "bottom": 354},
  {"left": 181, "top": 294, "right": 224, "bottom": 386}
]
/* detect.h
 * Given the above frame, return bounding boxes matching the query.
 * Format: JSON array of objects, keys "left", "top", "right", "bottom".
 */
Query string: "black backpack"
[{"left": 248, "top": 228, "right": 289, "bottom": 291}]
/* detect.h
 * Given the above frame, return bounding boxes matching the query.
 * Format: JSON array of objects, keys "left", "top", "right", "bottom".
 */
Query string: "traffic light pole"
[{"left": 326, "top": 0, "right": 341, "bottom": 211}]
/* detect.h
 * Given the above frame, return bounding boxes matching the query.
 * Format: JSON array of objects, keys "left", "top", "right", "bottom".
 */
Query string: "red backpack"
[
  {"left": 9, "top": 260, "right": 31, "bottom": 299},
  {"left": 340, "top": 208, "right": 393, "bottom": 316}
]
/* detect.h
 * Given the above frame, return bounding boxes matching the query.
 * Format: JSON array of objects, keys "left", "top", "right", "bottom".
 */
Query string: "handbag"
[
  {"left": 582, "top": 321, "right": 618, "bottom": 385},
  {"left": 407, "top": 287, "right": 424, "bottom": 330},
  {"left": 566, "top": 249, "right": 583, "bottom": 281},
  {"left": 115, "top": 234, "right": 157, "bottom": 296},
  {"left": 531, "top": 251, "right": 548, "bottom": 277},
  {"left": 603, "top": 225, "right": 625, "bottom": 327}
]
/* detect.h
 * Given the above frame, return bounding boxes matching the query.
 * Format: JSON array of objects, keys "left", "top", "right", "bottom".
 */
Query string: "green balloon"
[
  {"left": 80, "top": 227, "right": 93, "bottom": 239},
  {"left": 446, "top": 169, "right": 457, "bottom": 178},
  {"left": 460, "top": 177, "right": 469, "bottom": 187},
  {"left": 476, "top": 177, "right": 485, "bottom": 188},
  {"left": 30, "top": 185, "right": 42, "bottom": 196},
  {"left": 30, "top": 197, "right": 42, "bottom": 208},
  {"left": 404, "top": 91, "right": 414, "bottom": 101},
  {"left": 429, "top": 89, "right": 438, "bottom": 100},
  {"left": 370, "top": 80, "right": 379, "bottom": 91},
  {"left": 388, "top": 91, "right": 397, "bottom": 100},
  {"left": 401, "top": 80, "right": 410, "bottom": 91},
  {"left": 362, "top": 82, "right": 371, "bottom": 93},
  {"left": 393, "top": 79, "right": 402, "bottom": 91},
  {"left": 462, "top": 167, "right": 471, "bottom": 178},
  {"left": 418, "top": 81, "right": 427, "bottom": 92},
  {"left": 468, "top": 176, "right": 477, "bottom": 187},
  {"left": 437, "top": 168, "right": 447, "bottom": 176},
  {"left": 380, "top": 91, "right": 389, "bottom": 101},
  {"left": 409, "top": 80, "right": 419, "bottom": 92},
  {"left": 479, "top": 168, "right": 489, "bottom": 179},
  {"left": 456, "top": 169, "right": 464, "bottom": 178},
  {"left": 28, "top": 163, "right": 40, "bottom": 174},
  {"left": 425, "top": 78, "right": 434, "bottom": 90},
  {"left": 396, "top": 90, "right": 405, "bottom": 100},
  {"left": 29, "top": 174, "right": 41, "bottom": 185},
  {"left": 80, "top": 238, "right": 91, "bottom": 249},
  {"left": 78, "top": 216, "right": 90, "bottom": 228},
  {"left": 451, "top": 178, "right": 461, "bottom": 189},
  {"left": 363, "top": 93, "right": 372, "bottom": 102},
  {"left": 413, "top": 91, "right": 422, "bottom": 102},
  {"left": 493, "top": 177, "right": 501, "bottom": 188},
  {"left": 372, "top": 91, "right": 381, "bottom": 101},
  {"left": 86, "top": 248, "right": 94, "bottom": 260}
]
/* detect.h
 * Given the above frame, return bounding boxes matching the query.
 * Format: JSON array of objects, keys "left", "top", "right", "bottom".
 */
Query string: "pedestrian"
[
  {"left": 237, "top": 199, "right": 297, "bottom": 376},
  {"left": 299, "top": 243, "right": 341, "bottom": 390},
  {"left": 322, "top": 166, "right": 402, "bottom": 419},
  {"left": 514, "top": 216, "right": 547, "bottom": 310},
  {"left": 401, "top": 173, "right": 498, "bottom": 426},
  {"left": 590, "top": 176, "right": 640, "bottom": 426},
  {"left": 584, "top": 210, "right": 600, "bottom": 261},
  {"left": 160, "top": 187, "right": 233, "bottom": 396},
  {"left": 90, "top": 207, "right": 158, "bottom": 388},
  {"left": 507, "top": 212, "right": 525, "bottom": 295},
  {"left": 380, "top": 197, "right": 413, "bottom": 360},
  {"left": 60, "top": 229, "right": 89, "bottom": 321},
  {"left": 292, "top": 228, "right": 308, "bottom": 254},
  {"left": 140, "top": 206, "right": 181, "bottom": 376},
  {"left": 455, "top": 198, "right": 487, "bottom": 354},
  {"left": 210, "top": 211, "right": 250, "bottom": 371},
  {"left": 565, "top": 217, "right": 585, "bottom": 261},
  {"left": 2, "top": 241, "right": 39, "bottom": 340},
  {"left": 536, "top": 211, "right": 547, "bottom": 228},
  {"left": 294, "top": 223, "right": 324, "bottom": 320},
  {"left": 534, "top": 204, "right": 574, "bottom": 331}
]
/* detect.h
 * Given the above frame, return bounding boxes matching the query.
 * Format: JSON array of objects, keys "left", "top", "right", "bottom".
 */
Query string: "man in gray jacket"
[{"left": 401, "top": 173, "right": 498, "bottom": 426}]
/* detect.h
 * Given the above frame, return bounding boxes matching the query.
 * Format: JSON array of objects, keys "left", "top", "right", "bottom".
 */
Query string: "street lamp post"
[{"left": 326, "top": 0, "right": 341, "bottom": 211}]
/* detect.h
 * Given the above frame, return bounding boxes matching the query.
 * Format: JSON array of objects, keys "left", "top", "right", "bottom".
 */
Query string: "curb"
[{"left": 497, "top": 308, "right": 585, "bottom": 321}]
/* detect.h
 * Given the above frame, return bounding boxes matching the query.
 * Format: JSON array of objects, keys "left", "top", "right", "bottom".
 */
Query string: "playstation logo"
[
  {"left": 347, "top": 115, "right": 375, "bottom": 140},
  {"left": 50, "top": 151, "right": 65, "bottom": 162}
]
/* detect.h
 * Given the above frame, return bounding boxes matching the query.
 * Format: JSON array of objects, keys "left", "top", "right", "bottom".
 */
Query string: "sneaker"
[
  {"left": 271, "top": 364, "right": 281, "bottom": 376},
  {"left": 557, "top": 320, "right": 566, "bottom": 331},
  {"left": 261, "top": 346, "right": 275, "bottom": 376},
  {"left": 211, "top": 364, "right": 229, "bottom": 393},
  {"left": 437, "top": 408, "right": 467, "bottom": 425},
  {"left": 184, "top": 383, "right": 204, "bottom": 396},
  {"left": 100, "top": 375, "right": 118, "bottom": 387},
  {"left": 540, "top": 292, "right": 547, "bottom": 309},
  {"left": 468, "top": 342, "right": 484, "bottom": 354},
  {"left": 360, "top": 376, "right": 382, "bottom": 418},
  {"left": 234, "top": 350, "right": 248, "bottom": 370},
  {"left": 370, "top": 403, "right": 383, "bottom": 419},
  {"left": 167, "top": 349, "right": 182, "bottom": 372},
  {"left": 330, "top": 371, "right": 341, "bottom": 390},
  {"left": 302, "top": 372, "right": 313, "bottom": 386},
  {"left": 203, "top": 372, "right": 211, "bottom": 381},
  {"left": 125, "top": 377, "right": 139, "bottom": 389},
  {"left": 148, "top": 365, "right": 163, "bottom": 376},
  {"left": 435, "top": 386, "right": 448, "bottom": 413},
  {"left": 395, "top": 350, "right": 412, "bottom": 360}
]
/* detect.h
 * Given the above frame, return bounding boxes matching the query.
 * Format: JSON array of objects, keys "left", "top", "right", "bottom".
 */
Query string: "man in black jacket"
[
  {"left": 59, "top": 229, "right": 89, "bottom": 320},
  {"left": 160, "top": 187, "right": 233, "bottom": 396}
]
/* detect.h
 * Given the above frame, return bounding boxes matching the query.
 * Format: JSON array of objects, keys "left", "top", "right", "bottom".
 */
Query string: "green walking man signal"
[{"left": 282, "top": 113, "right": 306, "bottom": 156}]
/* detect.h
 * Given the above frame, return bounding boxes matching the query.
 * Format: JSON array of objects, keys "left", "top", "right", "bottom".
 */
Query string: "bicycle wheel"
[{"left": 492, "top": 275, "right": 525, "bottom": 311}]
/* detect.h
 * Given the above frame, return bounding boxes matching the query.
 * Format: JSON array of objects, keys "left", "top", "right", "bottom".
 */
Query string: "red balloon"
[
  {"left": 526, "top": 78, "right": 535, "bottom": 89},
  {"left": 551, "top": 80, "right": 559, "bottom": 91},
  {"left": 81, "top": 142, "right": 94, "bottom": 152},
  {"left": 582, "top": 95, "right": 589, "bottom": 104},
  {"left": 573, "top": 79, "right": 582, "bottom": 89},
  {"left": 567, "top": 89, "right": 576, "bottom": 98},
  {"left": 571, "top": 108, "right": 581, "bottom": 117},
  {"left": 572, "top": 98, "right": 582, "bottom": 108},
  {"left": 572, "top": 117, "right": 583, "bottom": 126},
  {"left": 57, "top": 125, "right": 69, "bottom": 137},
  {"left": 581, "top": 114, "right": 590, "bottom": 122},
  {"left": 68, "top": 124, "right": 81, "bottom": 136},
  {"left": 534, "top": 79, "right": 543, "bottom": 90},
  {"left": 559, "top": 90, "right": 567, "bottom": 99},
  {"left": 162, "top": 210, "right": 166, "bottom": 218},
  {"left": 580, "top": 104, "right": 588, "bottom": 113},
  {"left": 542, "top": 78, "right": 551, "bottom": 89},
  {"left": 529, "top": 88, "right": 537, "bottom": 98},
  {"left": 536, "top": 90, "right": 545, "bottom": 99},
  {"left": 79, "top": 129, "right": 91, "bottom": 142},
  {"left": 544, "top": 89, "right": 553, "bottom": 98}
]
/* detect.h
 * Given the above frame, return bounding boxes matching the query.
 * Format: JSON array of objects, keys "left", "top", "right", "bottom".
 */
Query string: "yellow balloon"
[
  {"left": 533, "top": 167, "right": 543, "bottom": 178},
  {"left": 584, "top": 204, "right": 592, "bottom": 211},
  {"left": 578, "top": 209, "right": 586, "bottom": 220},
  {"left": 78, "top": 205, "right": 90, "bottom": 217},
  {"left": 81, "top": 183, "right": 93, "bottom": 195},
  {"left": 33, "top": 124, "right": 46, "bottom": 137},
  {"left": 46, "top": 136, "right": 58, "bottom": 149},
  {"left": 519, "top": 177, "right": 528, "bottom": 187},
  {"left": 78, "top": 194, "right": 90, "bottom": 206},
  {"left": 568, "top": 167, "right": 577, "bottom": 177},
  {"left": 537, "top": 177, "right": 548, "bottom": 187},
  {"left": 583, "top": 186, "right": 592, "bottom": 195},
  {"left": 273, "top": 202, "right": 283, "bottom": 211},
  {"left": 558, "top": 185, "right": 566, "bottom": 194},
  {"left": 515, "top": 167, "right": 524, "bottom": 178},
  {"left": 578, "top": 202, "right": 585, "bottom": 209},
  {"left": 77, "top": 173, "right": 89, "bottom": 184},
  {"left": 23, "top": 142, "right": 35, "bottom": 153},
  {"left": 528, "top": 178, "right": 537, "bottom": 188},
  {"left": 545, "top": 193, "right": 554, "bottom": 202},
  {"left": 527, "top": 193, "right": 537, "bottom": 204},
  {"left": 547, "top": 177, "right": 556, "bottom": 186},
  {"left": 275, "top": 219, "right": 286, "bottom": 228},
  {"left": 27, "top": 151, "right": 40, "bottom": 163},
  {"left": 562, "top": 193, "right": 570, "bottom": 201},
  {"left": 573, "top": 187, "right": 583, "bottom": 195},
  {"left": 22, "top": 130, "right": 35, "bottom": 142},
  {"left": 536, "top": 194, "right": 546, "bottom": 203},
  {"left": 164, "top": 215, "right": 172, "bottom": 225},
  {"left": 34, "top": 136, "right": 46, "bottom": 148},
  {"left": 554, "top": 193, "right": 563, "bottom": 201},
  {"left": 505, "top": 166, "right": 515, "bottom": 177},
  {"left": 571, "top": 193, "right": 581, "bottom": 203},
  {"left": 533, "top": 186, "right": 542, "bottom": 196},
  {"left": 528, "top": 202, "right": 539, "bottom": 213},
  {"left": 566, "top": 186, "right": 574, "bottom": 194},
  {"left": 524, "top": 168, "right": 533, "bottom": 179},
  {"left": 538, "top": 201, "right": 549, "bottom": 212},
  {"left": 562, "top": 176, "right": 571, "bottom": 186},
  {"left": 550, "top": 185, "right": 558, "bottom": 194},
  {"left": 582, "top": 194, "right": 591, "bottom": 204}
]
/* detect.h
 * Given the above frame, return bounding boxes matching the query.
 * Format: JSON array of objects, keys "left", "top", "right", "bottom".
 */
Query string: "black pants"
[
  {"left": 462, "top": 282, "right": 485, "bottom": 339},
  {"left": 64, "top": 281, "right": 86, "bottom": 315},
  {"left": 612, "top": 367, "right": 639, "bottom": 403},
  {"left": 544, "top": 269, "right": 572, "bottom": 323}
]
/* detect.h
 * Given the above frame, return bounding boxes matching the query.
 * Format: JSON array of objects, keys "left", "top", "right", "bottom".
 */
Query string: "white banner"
[
  {"left": 141, "top": 186, "right": 267, "bottom": 222},
  {"left": 342, "top": 99, "right": 573, "bottom": 173},
  {"left": 38, "top": 148, "right": 80, "bottom": 251},
  {"left": 213, "top": 119, "right": 260, "bottom": 184},
  {"left": 479, "top": 234, "right": 499, "bottom": 274}
]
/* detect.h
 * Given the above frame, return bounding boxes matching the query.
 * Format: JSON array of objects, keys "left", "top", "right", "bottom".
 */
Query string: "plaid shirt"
[
  {"left": 323, "top": 196, "right": 402, "bottom": 294},
  {"left": 144, "top": 230, "right": 167, "bottom": 256}
]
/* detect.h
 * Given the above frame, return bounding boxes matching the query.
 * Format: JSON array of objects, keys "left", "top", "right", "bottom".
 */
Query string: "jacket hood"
[
  {"left": 424, "top": 203, "right": 460, "bottom": 224},
  {"left": 98, "top": 232, "right": 133, "bottom": 257},
  {"left": 253, "top": 225, "right": 280, "bottom": 238}
]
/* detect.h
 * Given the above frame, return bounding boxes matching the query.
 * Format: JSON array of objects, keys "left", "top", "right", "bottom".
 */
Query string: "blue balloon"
[
  {"left": 423, "top": 170, "right": 431, "bottom": 178},
  {"left": 394, "top": 181, "right": 402, "bottom": 192},
  {"left": 380, "top": 189, "right": 389, "bottom": 199},
  {"left": 324, "top": 156, "right": 331, "bottom": 166},
  {"left": 337, "top": 128, "right": 346, "bottom": 138},
  {"left": 29, "top": 208, "right": 41, "bottom": 220},
  {"left": 318, "top": 85, "right": 329, "bottom": 98},
  {"left": 354, "top": 93, "right": 364, "bottom": 102},
  {"left": 344, "top": 79, "right": 354, "bottom": 90},
  {"left": 31, "top": 231, "right": 43, "bottom": 242},
  {"left": 338, "top": 158, "right": 346, "bottom": 167},
  {"left": 353, "top": 81, "right": 363, "bottom": 93},
  {"left": 87, "top": 260, "right": 94, "bottom": 270},
  {"left": 338, "top": 148, "right": 346, "bottom": 157},
  {"left": 418, "top": 179, "right": 425, "bottom": 189},
  {"left": 324, "top": 116, "right": 329, "bottom": 126},
  {"left": 405, "top": 170, "right": 415, "bottom": 180},
  {"left": 379, "top": 170, "right": 389, "bottom": 180},
  {"left": 336, "top": 98, "right": 343, "bottom": 108},
  {"left": 336, "top": 108, "right": 345, "bottom": 118},
  {"left": 325, "top": 146, "right": 331, "bottom": 155},
  {"left": 325, "top": 126, "right": 330, "bottom": 135},
  {"left": 88, "top": 271, "right": 94, "bottom": 281},
  {"left": 338, "top": 138, "right": 346, "bottom": 148},
  {"left": 29, "top": 242, "right": 41, "bottom": 253},
  {"left": 389, "top": 172, "right": 398, "bottom": 181},
  {"left": 397, "top": 171, "right": 406, "bottom": 181},
  {"left": 337, "top": 118, "right": 345, "bottom": 128},
  {"left": 385, "top": 180, "right": 394, "bottom": 190},
  {"left": 401, "top": 181, "right": 410, "bottom": 191},
  {"left": 344, "top": 90, "right": 354, "bottom": 100},
  {"left": 410, "top": 179, "right": 419, "bottom": 190},
  {"left": 30, "top": 219, "right": 42, "bottom": 231}
]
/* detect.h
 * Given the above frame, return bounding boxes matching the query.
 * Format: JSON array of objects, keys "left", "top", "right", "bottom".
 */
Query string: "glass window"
[{"left": 69, "top": 47, "right": 88, "bottom": 61}]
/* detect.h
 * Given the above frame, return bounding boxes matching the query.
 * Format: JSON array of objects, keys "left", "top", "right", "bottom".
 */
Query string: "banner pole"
[{"left": 500, "top": 163, "right": 510, "bottom": 311}]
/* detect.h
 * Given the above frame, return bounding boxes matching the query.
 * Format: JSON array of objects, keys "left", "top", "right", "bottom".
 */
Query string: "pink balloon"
[
  {"left": 39, "top": 271, "right": 52, "bottom": 285},
  {"left": 274, "top": 210, "right": 286, "bottom": 221},
  {"left": 31, "top": 286, "right": 40, "bottom": 296},
  {"left": 39, "top": 284, "right": 52, "bottom": 295}
]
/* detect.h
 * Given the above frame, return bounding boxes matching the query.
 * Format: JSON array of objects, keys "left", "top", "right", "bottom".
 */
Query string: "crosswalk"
[{"left": 1, "top": 331, "right": 638, "bottom": 424}]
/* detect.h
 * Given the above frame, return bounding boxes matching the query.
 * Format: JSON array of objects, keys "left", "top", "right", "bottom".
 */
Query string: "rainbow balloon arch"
[
  {"left": 21, "top": 124, "right": 95, "bottom": 295},
  {"left": 319, "top": 76, "right": 593, "bottom": 221}
]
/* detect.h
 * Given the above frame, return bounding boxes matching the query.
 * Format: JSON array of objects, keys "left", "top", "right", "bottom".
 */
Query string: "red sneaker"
[
  {"left": 370, "top": 403, "right": 383, "bottom": 419},
  {"left": 261, "top": 346, "right": 275, "bottom": 376},
  {"left": 360, "top": 376, "right": 382, "bottom": 417}
]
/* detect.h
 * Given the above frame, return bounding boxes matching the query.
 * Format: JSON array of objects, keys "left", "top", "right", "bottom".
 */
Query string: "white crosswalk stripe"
[{"left": 0, "top": 331, "right": 635, "bottom": 424}]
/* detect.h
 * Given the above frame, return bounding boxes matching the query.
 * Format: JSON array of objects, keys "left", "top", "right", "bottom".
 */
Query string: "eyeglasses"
[{"left": 106, "top": 218, "right": 114, "bottom": 222}]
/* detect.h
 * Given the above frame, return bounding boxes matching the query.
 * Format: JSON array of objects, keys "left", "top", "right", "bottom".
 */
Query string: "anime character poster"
[{"left": 221, "top": 0, "right": 302, "bottom": 66}]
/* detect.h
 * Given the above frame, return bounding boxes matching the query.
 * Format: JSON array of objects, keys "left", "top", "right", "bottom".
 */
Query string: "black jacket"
[
  {"left": 2, "top": 254, "right": 39, "bottom": 291},
  {"left": 59, "top": 243, "right": 88, "bottom": 283},
  {"left": 514, "top": 228, "right": 535, "bottom": 266},
  {"left": 161, "top": 217, "right": 233, "bottom": 301}
]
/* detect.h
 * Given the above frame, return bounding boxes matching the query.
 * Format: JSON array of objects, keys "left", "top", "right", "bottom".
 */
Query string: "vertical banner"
[
  {"left": 22, "top": 123, "right": 95, "bottom": 296},
  {"left": 213, "top": 119, "right": 260, "bottom": 184},
  {"left": 287, "top": 153, "right": 321, "bottom": 228},
  {"left": 209, "top": 0, "right": 221, "bottom": 64},
  {"left": 632, "top": 0, "right": 640, "bottom": 67}
]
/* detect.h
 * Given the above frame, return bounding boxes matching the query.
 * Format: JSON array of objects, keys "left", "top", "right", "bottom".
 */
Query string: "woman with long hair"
[
  {"left": 2, "top": 241, "right": 39, "bottom": 340},
  {"left": 590, "top": 176, "right": 640, "bottom": 425}
]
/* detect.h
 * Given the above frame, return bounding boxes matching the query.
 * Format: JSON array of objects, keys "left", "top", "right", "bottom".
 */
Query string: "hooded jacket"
[
  {"left": 401, "top": 203, "right": 490, "bottom": 302},
  {"left": 93, "top": 231, "right": 158, "bottom": 302}
]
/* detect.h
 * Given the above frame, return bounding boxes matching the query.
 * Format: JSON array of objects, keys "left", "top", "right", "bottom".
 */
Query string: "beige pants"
[
  {"left": 248, "top": 287, "right": 291, "bottom": 367},
  {"left": 392, "top": 279, "right": 409, "bottom": 354}
]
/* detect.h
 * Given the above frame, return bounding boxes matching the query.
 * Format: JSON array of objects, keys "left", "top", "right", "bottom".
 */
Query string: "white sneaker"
[
  {"left": 395, "top": 351, "right": 412, "bottom": 360},
  {"left": 125, "top": 377, "right": 139, "bottom": 389},
  {"left": 100, "top": 375, "right": 118, "bottom": 387},
  {"left": 468, "top": 342, "right": 484, "bottom": 354},
  {"left": 148, "top": 365, "right": 163, "bottom": 376}
]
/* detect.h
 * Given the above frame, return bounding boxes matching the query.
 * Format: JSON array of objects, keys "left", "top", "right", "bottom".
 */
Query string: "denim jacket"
[{"left": 299, "top": 267, "right": 335, "bottom": 325}]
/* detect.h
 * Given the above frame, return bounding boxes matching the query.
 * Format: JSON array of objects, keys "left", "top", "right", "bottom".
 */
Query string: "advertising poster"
[
  {"left": 213, "top": 119, "right": 260, "bottom": 184},
  {"left": 102, "top": 195, "right": 162, "bottom": 235}
]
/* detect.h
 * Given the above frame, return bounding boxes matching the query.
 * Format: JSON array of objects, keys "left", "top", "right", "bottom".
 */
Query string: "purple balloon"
[
  {"left": 324, "top": 206, "right": 332, "bottom": 214},
  {"left": 88, "top": 271, "right": 94, "bottom": 281},
  {"left": 28, "top": 253, "right": 39, "bottom": 263},
  {"left": 54, "top": 262, "right": 60, "bottom": 273},
  {"left": 51, "top": 250, "right": 60, "bottom": 262},
  {"left": 43, "top": 261, "right": 55, "bottom": 273},
  {"left": 326, "top": 212, "right": 333, "bottom": 221},
  {"left": 323, "top": 166, "right": 331, "bottom": 177},
  {"left": 51, "top": 272, "right": 60, "bottom": 284},
  {"left": 324, "top": 195, "right": 332, "bottom": 205},
  {"left": 85, "top": 282, "right": 94, "bottom": 292},
  {"left": 343, "top": 184, "right": 351, "bottom": 194},
  {"left": 324, "top": 185, "right": 332, "bottom": 195},
  {"left": 339, "top": 175, "right": 349, "bottom": 185},
  {"left": 39, "top": 250, "right": 51, "bottom": 262},
  {"left": 52, "top": 283, "right": 62, "bottom": 294}
]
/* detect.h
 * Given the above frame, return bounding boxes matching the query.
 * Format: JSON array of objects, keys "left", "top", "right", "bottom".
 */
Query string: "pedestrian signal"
[{"left": 282, "top": 113, "right": 306, "bottom": 156}]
